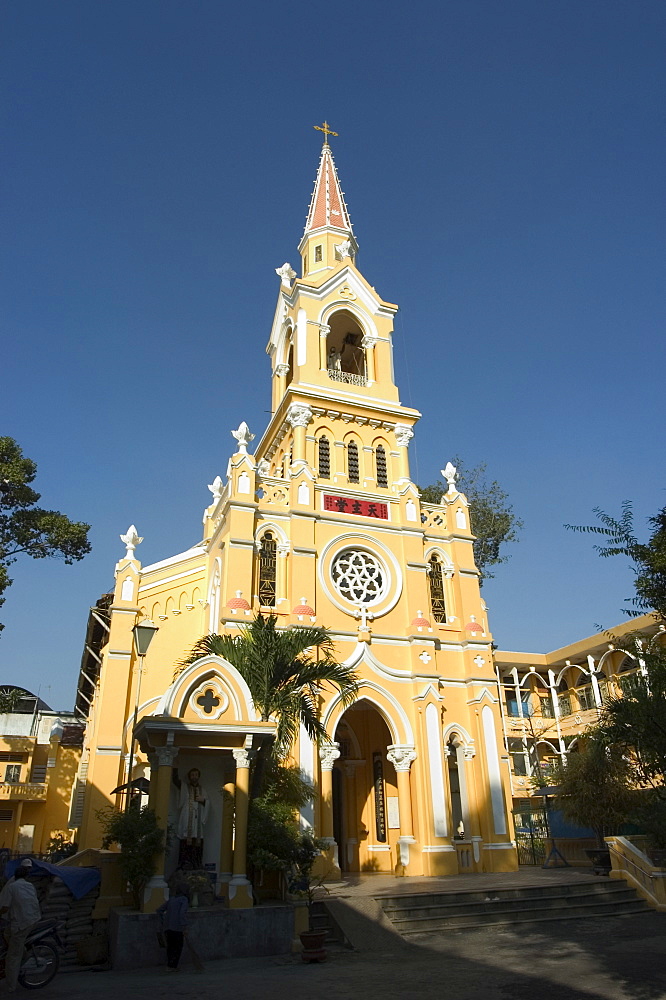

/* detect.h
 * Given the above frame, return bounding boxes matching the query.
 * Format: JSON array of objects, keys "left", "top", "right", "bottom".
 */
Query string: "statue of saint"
[
  {"left": 328, "top": 346, "right": 342, "bottom": 371},
  {"left": 176, "top": 767, "right": 209, "bottom": 868}
]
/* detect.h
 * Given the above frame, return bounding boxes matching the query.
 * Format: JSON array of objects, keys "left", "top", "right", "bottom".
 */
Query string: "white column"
[
  {"left": 481, "top": 706, "right": 507, "bottom": 836},
  {"left": 425, "top": 704, "right": 448, "bottom": 838}
]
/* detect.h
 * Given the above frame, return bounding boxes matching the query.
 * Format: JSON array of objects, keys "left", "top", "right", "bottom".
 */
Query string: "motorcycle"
[{"left": 0, "top": 919, "right": 62, "bottom": 989}]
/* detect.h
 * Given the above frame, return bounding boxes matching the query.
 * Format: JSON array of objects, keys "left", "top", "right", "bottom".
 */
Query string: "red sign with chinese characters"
[{"left": 323, "top": 495, "right": 389, "bottom": 519}]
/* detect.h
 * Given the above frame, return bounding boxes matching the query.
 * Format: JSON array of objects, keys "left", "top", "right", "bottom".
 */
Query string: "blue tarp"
[{"left": 3, "top": 858, "right": 100, "bottom": 899}]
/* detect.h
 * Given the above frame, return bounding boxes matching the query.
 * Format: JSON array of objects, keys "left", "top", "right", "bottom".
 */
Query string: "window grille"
[
  {"left": 4, "top": 764, "right": 21, "bottom": 784},
  {"left": 0, "top": 753, "right": 27, "bottom": 763},
  {"left": 576, "top": 686, "right": 595, "bottom": 712},
  {"left": 315, "top": 245, "right": 323, "bottom": 262},
  {"left": 428, "top": 555, "right": 447, "bottom": 623},
  {"left": 539, "top": 696, "right": 555, "bottom": 718},
  {"left": 347, "top": 441, "right": 359, "bottom": 483},
  {"left": 0, "top": 810, "right": 13, "bottom": 822},
  {"left": 318, "top": 436, "right": 331, "bottom": 479},
  {"left": 258, "top": 532, "right": 277, "bottom": 607},
  {"left": 558, "top": 693, "right": 572, "bottom": 716},
  {"left": 375, "top": 445, "right": 388, "bottom": 488},
  {"left": 30, "top": 764, "right": 47, "bottom": 783}
]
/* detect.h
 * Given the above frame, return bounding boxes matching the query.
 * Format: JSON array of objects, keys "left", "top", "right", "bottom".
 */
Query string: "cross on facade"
[
  {"left": 314, "top": 121, "right": 338, "bottom": 145},
  {"left": 197, "top": 688, "right": 220, "bottom": 715},
  {"left": 355, "top": 605, "right": 374, "bottom": 630}
]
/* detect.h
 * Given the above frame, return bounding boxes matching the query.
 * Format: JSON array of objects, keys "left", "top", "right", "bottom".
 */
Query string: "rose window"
[{"left": 331, "top": 549, "right": 386, "bottom": 604}]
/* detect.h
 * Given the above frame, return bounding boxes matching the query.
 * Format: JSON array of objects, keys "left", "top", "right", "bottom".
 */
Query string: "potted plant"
[{"left": 288, "top": 834, "right": 329, "bottom": 963}]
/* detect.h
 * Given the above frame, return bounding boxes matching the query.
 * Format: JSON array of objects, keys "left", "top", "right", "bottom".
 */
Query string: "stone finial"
[
  {"left": 275, "top": 262, "right": 296, "bottom": 287},
  {"left": 120, "top": 525, "right": 143, "bottom": 559},
  {"left": 441, "top": 462, "right": 458, "bottom": 494},
  {"left": 231, "top": 421, "right": 255, "bottom": 454},
  {"left": 207, "top": 475, "right": 223, "bottom": 502}
]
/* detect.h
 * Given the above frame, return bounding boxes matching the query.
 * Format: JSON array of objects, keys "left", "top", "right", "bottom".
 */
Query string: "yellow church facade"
[{"left": 75, "top": 138, "right": 518, "bottom": 908}]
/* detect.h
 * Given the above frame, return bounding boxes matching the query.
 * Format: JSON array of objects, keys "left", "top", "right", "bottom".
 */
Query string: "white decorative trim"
[
  {"left": 426, "top": 703, "right": 448, "bottom": 838},
  {"left": 482, "top": 705, "right": 507, "bottom": 836},
  {"left": 322, "top": 678, "right": 415, "bottom": 746},
  {"left": 156, "top": 655, "right": 256, "bottom": 721},
  {"left": 421, "top": 845, "right": 456, "bottom": 853},
  {"left": 319, "top": 742, "right": 341, "bottom": 771},
  {"left": 189, "top": 677, "right": 230, "bottom": 721},
  {"left": 482, "top": 842, "right": 516, "bottom": 850},
  {"left": 317, "top": 533, "right": 403, "bottom": 618},
  {"left": 138, "top": 565, "right": 204, "bottom": 592}
]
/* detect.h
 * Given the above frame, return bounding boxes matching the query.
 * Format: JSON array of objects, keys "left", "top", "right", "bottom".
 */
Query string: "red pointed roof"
[{"left": 303, "top": 142, "right": 355, "bottom": 236}]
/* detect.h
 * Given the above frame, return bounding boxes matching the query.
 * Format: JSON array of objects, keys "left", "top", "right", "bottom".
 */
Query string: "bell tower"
[{"left": 261, "top": 130, "right": 420, "bottom": 486}]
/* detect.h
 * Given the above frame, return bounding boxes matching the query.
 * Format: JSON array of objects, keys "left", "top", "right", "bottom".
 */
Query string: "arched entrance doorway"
[{"left": 332, "top": 699, "right": 399, "bottom": 873}]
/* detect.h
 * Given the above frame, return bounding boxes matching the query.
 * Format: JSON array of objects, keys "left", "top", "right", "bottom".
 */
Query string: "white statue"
[
  {"left": 120, "top": 525, "right": 143, "bottom": 559},
  {"left": 275, "top": 262, "right": 296, "bottom": 288},
  {"left": 231, "top": 421, "right": 255, "bottom": 454},
  {"left": 328, "top": 346, "right": 342, "bottom": 371},
  {"left": 176, "top": 767, "right": 209, "bottom": 866}
]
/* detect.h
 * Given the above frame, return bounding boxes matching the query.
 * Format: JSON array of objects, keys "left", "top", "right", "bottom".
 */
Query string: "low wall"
[{"left": 109, "top": 902, "right": 295, "bottom": 969}]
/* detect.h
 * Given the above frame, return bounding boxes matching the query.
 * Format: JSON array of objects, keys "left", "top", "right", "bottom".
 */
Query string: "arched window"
[
  {"left": 258, "top": 532, "right": 277, "bottom": 607},
  {"left": 375, "top": 445, "right": 388, "bottom": 488},
  {"left": 285, "top": 343, "right": 293, "bottom": 387},
  {"left": 428, "top": 555, "right": 447, "bottom": 623},
  {"left": 347, "top": 441, "right": 360, "bottom": 483},
  {"left": 318, "top": 436, "right": 331, "bottom": 479}
]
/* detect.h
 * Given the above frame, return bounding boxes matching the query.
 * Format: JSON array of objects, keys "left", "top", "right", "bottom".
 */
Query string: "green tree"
[
  {"left": 98, "top": 806, "right": 165, "bottom": 910},
  {"left": 565, "top": 501, "right": 666, "bottom": 624},
  {"left": 0, "top": 686, "right": 27, "bottom": 713},
  {"left": 0, "top": 437, "right": 91, "bottom": 633},
  {"left": 181, "top": 614, "right": 359, "bottom": 795},
  {"left": 419, "top": 458, "right": 523, "bottom": 582},
  {"left": 549, "top": 733, "right": 635, "bottom": 847}
]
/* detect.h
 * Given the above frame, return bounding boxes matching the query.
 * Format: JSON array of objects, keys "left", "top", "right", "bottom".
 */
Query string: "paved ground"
[
  {"left": 4, "top": 870, "right": 664, "bottom": 999},
  {"left": 17, "top": 908, "right": 666, "bottom": 1000}
]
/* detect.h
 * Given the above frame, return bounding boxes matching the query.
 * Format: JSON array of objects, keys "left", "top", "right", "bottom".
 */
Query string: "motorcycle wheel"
[{"left": 18, "top": 942, "right": 59, "bottom": 989}]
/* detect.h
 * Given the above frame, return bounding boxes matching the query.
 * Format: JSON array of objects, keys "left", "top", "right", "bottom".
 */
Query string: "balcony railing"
[
  {"left": 327, "top": 368, "right": 368, "bottom": 387},
  {"left": 0, "top": 782, "right": 47, "bottom": 802}
]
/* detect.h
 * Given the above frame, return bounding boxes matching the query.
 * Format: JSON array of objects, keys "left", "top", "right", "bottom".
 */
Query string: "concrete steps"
[
  {"left": 310, "top": 900, "right": 349, "bottom": 947},
  {"left": 378, "top": 880, "right": 650, "bottom": 934}
]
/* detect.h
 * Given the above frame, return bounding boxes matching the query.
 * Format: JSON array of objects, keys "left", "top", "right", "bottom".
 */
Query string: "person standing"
[
  {"left": 156, "top": 885, "right": 189, "bottom": 973},
  {"left": 0, "top": 866, "right": 41, "bottom": 992}
]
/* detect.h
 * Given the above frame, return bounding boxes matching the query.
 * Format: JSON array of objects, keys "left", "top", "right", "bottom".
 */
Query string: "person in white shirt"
[{"left": 0, "top": 866, "right": 41, "bottom": 992}]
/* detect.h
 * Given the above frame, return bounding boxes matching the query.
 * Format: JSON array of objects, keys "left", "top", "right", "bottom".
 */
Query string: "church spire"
[{"left": 299, "top": 127, "right": 358, "bottom": 273}]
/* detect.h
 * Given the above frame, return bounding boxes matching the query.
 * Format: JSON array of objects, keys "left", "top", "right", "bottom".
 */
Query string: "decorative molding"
[
  {"left": 286, "top": 403, "right": 313, "bottom": 429},
  {"left": 154, "top": 747, "right": 178, "bottom": 768},
  {"left": 394, "top": 424, "right": 414, "bottom": 448},
  {"left": 232, "top": 747, "right": 252, "bottom": 769},
  {"left": 319, "top": 742, "right": 341, "bottom": 771},
  {"left": 386, "top": 745, "right": 417, "bottom": 772}
]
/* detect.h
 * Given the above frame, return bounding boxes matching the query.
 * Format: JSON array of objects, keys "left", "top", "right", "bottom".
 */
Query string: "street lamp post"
[{"left": 125, "top": 619, "right": 159, "bottom": 810}]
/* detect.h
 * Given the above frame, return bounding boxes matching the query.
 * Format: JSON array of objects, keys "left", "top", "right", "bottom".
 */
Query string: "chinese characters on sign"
[{"left": 323, "top": 495, "right": 389, "bottom": 519}]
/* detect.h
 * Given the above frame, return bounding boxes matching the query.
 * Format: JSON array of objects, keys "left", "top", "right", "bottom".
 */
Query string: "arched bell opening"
[
  {"left": 332, "top": 700, "right": 397, "bottom": 873},
  {"left": 326, "top": 310, "right": 366, "bottom": 380}
]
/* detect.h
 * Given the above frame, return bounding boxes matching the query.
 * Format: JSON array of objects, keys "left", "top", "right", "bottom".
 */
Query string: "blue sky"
[{"left": 2, "top": 1, "right": 664, "bottom": 709}]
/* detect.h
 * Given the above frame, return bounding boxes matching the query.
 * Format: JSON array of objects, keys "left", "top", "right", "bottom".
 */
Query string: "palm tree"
[{"left": 181, "top": 614, "right": 359, "bottom": 796}]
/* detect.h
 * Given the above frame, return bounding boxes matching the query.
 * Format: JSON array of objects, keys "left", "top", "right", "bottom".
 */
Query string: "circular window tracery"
[{"left": 331, "top": 549, "right": 387, "bottom": 605}]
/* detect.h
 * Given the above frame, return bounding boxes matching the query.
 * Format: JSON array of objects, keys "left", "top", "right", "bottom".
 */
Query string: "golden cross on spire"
[{"left": 313, "top": 121, "right": 338, "bottom": 146}]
